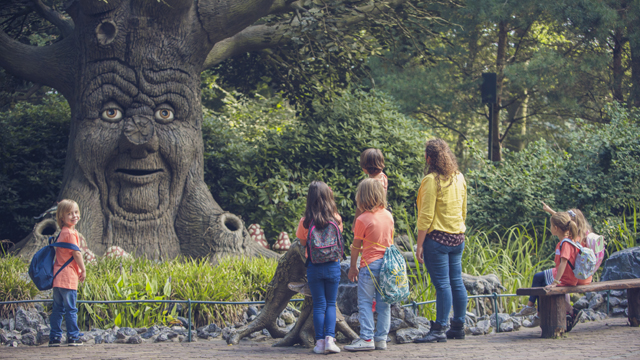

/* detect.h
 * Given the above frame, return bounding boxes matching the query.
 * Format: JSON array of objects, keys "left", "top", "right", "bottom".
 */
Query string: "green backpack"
[{"left": 378, "top": 244, "right": 410, "bottom": 304}]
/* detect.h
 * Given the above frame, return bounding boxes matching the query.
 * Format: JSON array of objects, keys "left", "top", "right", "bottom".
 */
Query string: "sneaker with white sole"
[
  {"left": 324, "top": 336, "right": 341, "bottom": 353},
  {"left": 313, "top": 339, "right": 325, "bottom": 354},
  {"left": 344, "top": 338, "right": 375, "bottom": 351},
  {"left": 374, "top": 340, "right": 387, "bottom": 350},
  {"left": 514, "top": 305, "right": 537, "bottom": 317}
]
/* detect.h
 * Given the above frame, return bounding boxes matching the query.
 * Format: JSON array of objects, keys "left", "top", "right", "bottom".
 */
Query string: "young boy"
[{"left": 49, "top": 199, "right": 87, "bottom": 347}]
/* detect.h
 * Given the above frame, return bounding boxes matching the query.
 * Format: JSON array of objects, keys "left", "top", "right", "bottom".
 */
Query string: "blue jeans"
[
  {"left": 50, "top": 287, "right": 80, "bottom": 340},
  {"left": 307, "top": 261, "right": 341, "bottom": 340},
  {"left": 423, "top": 239, "right": 468, "bottom": 327},
  {"left": 529, "top": 270, "right": 553, "bottom": 305},
  {"left": 357, "top": 258, "right": 390, "bottom": 342}
]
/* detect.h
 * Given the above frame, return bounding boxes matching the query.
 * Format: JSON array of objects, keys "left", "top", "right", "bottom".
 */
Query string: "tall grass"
[{"left": 0, "top": 255, "right": 38, "bottom": 318}]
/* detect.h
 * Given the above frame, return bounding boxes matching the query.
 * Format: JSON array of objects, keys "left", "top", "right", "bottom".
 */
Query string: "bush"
[
  {"left": 0, "top": 93, "right": 70, "bottom": 243},
  {"left": 467, "top": 103, "right": 640, "bottom": 246},
  {"left": 203, "top": 89, "right": 429, "bottom": 245}
]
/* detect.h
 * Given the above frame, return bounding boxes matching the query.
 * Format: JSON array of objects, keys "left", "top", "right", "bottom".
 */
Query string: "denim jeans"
[
  {"left": 529, "top": 270, "right": 553, "bottom": 305},
  {"left": 423, "top": 239, "right": 468, "bottom": 327},
  {"left": 357, "top": 258, "right": 390, "bottom": 342},
  {"left": 50, "top": 287, "right": 80, "bottom": 340},
  {"left": 307, "top": 261, "right": 341, "bottom": 340}
]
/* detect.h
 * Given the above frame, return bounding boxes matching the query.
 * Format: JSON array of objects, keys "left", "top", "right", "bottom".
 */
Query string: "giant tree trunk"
[{"left": 1, "top": 0, "right": 279, "bottom": 260}]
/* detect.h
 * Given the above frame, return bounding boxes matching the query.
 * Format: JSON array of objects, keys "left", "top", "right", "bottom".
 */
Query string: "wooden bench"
[{"left": 516, "top": 278, "right": 640, "bottom": 338}]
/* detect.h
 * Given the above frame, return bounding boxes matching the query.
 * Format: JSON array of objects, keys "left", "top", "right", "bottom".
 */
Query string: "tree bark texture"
[
  {"left": 538, "top": 294, "right": 565, "bottom": 339},
  {"left": 228, "top": 241, "right": 357, "bottom": 346},
  {"left": 1, "top": 0, "right": 280, "bottom": 260},
  {"left": 492, "top": 21, "right": 508, "bottom": 162},
  {"left": 628, "top": 288, "right": 640, "bottom": 327}
]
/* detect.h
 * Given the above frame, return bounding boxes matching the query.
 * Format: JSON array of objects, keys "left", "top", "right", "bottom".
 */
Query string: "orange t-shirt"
[
  {"left": 52, "top": 227, "right": 80, "bottom": 290},
  {"left": 353, "top": 207, "right": 394, "bottom": 269},
  {"left": 554, "top": 239, "right": 579, "bottom": 287}
]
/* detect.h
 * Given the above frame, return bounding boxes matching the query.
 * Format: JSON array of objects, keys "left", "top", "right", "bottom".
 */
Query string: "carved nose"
[{"left": 119, "top": 115, "right": 159, "bottom": 158}]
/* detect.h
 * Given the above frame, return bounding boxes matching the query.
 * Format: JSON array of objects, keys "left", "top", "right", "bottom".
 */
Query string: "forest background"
[{"left": 1, "top": 0, "right": 639, "bottom": 254}]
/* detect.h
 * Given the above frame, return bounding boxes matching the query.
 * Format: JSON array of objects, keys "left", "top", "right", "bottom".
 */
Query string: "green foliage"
[
  {"left": 467, "top": 103, "right": 640, "bottom": 246},
  {"left": 0, "top": 93, "right": 69, "bottom": 243},
  {"left": 77, "top": 256, "right": 279, "bottom": 329},
  {"left": 0, "top": 256, "right": 38, "bottom": 318},
  {"left": 203, "top": 90, "right": 429, "bottom": 244}
]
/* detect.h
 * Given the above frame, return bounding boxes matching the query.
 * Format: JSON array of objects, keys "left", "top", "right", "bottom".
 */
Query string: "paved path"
[{"left": 2, "top": 318, "right": 639, "bottom": 360}]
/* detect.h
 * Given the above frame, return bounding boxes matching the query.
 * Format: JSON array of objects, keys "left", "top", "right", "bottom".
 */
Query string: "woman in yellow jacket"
[{"left": 414, "top": 139, "right": 468, "bottom": 344}]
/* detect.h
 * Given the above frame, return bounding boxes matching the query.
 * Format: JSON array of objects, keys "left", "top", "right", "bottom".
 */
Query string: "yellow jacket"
[{"left": 416, "top": 172, "right": 467, "bottom": 234}]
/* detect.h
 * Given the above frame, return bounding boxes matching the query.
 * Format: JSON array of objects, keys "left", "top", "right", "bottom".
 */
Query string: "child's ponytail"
[{"left": 551, "top": 212, "right": 580, "bottom": 240}]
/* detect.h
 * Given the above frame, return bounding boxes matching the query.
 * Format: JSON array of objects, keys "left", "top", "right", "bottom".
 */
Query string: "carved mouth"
[{"left": 115, "top": 169, "right": 164, "bottom": 176}]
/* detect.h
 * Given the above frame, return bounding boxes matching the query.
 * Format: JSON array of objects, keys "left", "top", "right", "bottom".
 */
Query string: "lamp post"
[{"left": 482, "top": 73, "right": 497, "bottom": 161}]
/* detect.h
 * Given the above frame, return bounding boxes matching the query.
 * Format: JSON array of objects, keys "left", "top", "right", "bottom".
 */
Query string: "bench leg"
[
  {"left": 629, "top": 288, "right": 640, "bottom": 327},
  {"left": 538, "top": 294, "right": 565, "bottom": 338}
]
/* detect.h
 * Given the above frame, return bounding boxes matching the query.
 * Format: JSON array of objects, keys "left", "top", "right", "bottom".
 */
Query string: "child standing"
[
  {"left": 345, "top": 178, "right": 394, "bottom": 352},
  {"left": 514, "top": 212, "right": 581, "bottom": 326},
  {"left": 49, "top": 199, "right": 87, "bottom": 347},
  {"left": 296, "top": 181, "right": 343, "bottom": 354},
  {"left": 353, "top": 149, "right": 388, "bottom": 228}
]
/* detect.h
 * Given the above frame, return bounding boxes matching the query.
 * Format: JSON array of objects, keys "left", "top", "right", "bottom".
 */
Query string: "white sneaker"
[
  {"left": 374, "top": 340, "right": 387, "bottom": 350},
  {"left": 324, "top": 336, "right": 341, "bottom": 353},
  {"left": 514, "top": 305, "right": 537, "bottom": 317},
  {"left": 313, "top": 339, "right": 325, "bottom": 354},
  {"left": 344, "top": 338, "right": 375, "bottom": 352}
]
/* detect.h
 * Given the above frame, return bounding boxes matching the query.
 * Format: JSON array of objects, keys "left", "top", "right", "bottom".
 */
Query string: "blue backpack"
[{"left": 28, "top": 234, "right": 80, "bottom": 291}]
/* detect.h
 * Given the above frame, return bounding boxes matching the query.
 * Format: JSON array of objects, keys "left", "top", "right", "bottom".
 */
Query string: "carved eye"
[
  {"left": 100, "top": 103, "right": 123, "bottom": 122},
  {"left": 154, "top": 107, "right": 174, "bottom": 123}
]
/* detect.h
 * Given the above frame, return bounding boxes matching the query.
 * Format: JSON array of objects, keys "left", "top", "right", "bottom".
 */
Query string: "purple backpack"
[{"left": 306, "top": 220, "right": 345, "bottom": 264}]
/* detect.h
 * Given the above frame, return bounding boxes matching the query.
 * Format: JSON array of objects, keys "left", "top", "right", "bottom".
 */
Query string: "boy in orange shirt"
[{"left": 49, "top": 199, "right": 87, "bottom": 347}]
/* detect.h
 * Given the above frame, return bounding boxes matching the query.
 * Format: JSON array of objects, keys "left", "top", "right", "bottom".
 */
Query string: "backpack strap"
[
  {"left": 559, "top": 238, "right": 582, "bottom": 270},
  {"left": 50, "top": 241, "right": 81, "bottom": 280}
]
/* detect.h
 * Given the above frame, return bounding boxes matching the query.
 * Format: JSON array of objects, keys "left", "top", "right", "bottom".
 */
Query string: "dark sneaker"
[
  {"left": 67, "top": 338, "right": 83, "bottom": 346},
  {"left": 48, "top": 338, "right": 61, "bottom": 347},
  {"left": 566, "top": 309, "right": 583, "bottom": 333}
]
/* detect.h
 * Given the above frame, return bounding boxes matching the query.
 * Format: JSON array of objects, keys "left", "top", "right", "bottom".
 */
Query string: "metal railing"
[{"left": 1, "top": 290, "right": 617, "bottom": 341}]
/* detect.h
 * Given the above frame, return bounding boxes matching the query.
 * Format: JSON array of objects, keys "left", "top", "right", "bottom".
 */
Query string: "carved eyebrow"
[
  {"left": 85, "top": 85, "right": 134, "bottom": 114},
  {"left": 83, "top": 72, "right": 139, "bottom": 101},
  {"left": 141, "top": 68, "right": 192, "bottom": 84},
  {"left": 86, "top": 60, "right": 137, "bottom": 82}
]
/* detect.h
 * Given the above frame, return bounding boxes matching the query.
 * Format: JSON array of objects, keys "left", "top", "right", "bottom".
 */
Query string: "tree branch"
[
  {"left": 202, "top": 0, "right": 409, "bottom": 69},
  {"left": 418, "top": 111, "right": 468, "bottom": 141},
  {"left": 31, "top": 0, "right": 74, "bottom": 38},
  {"left": 197, "top": 0, "right": 279, "bottom": 44},
  {"left": 0, "top": 30, "right": 76, "bottom": 98}
]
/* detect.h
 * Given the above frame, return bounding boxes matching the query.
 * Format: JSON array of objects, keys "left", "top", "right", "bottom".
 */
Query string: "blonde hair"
[
  {"left": 356, "top": 178, "right": 386, "bottom": 212},
  {"left": 56, "top": 199, "right": 80, "bottom": 228},
  {"left": 550, "top": 212, "right": 580, "bottom": 243},
  {"left": 568, "top": 208, "right": 591, "bottom": 240}
]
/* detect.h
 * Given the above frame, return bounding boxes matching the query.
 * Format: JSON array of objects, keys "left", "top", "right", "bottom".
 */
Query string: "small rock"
[
  {"left": 7, "top": 340, "right": 19, "bottom": 347},
  {"left": 79, "top": 334, "right": 94, "bottom": 343},
  {"left": 611, "top": 306, "right": 626, "bottom": 316},
  {"left": 389, "top": 318, "right": 408, "bottom": 332},
  {"left": 9, "top": 318, "right": 15, "bottom": 332},
  {"left": 197, "top": 330, "right": 209, "bottom": 339},
  {"left": 286, "top": 306, "right": 301, "bottom": 317},
  {"left": 116, "top": 332, "right": 127, "bottom": 340},
  {"left": 415, "top": 316, "right": 430, "bottom": 326},
  {"left": 395, "top": 324, "right": 430, "bottom": 343},
  {"left": 475, "top": 319, "right": 493, "bottom": 334},
  {"left": 499, "top": 320, "right": 514, "bottom": 332},
  {"left": 127, "top": 335, "right": 142, "bottom": 344},
  {"left": 247, "top": 306, "right": 260, "bottom": 317},
  {"left": 141, "top": 325, "right": 159, "bottom": 339},
  {"left": 177, "top": 316, "right": 192, "bottom": 329},
  {"left": 0, "top": 330, "right": 9, "bottom": 343},
  {"left": 620, "top": 299, "right": 628, "bottom": 307},
  {"left": 346, "top": 312, "right": 360, "bottom": 331},
  {"left": 167, "top": 332, "right": 178, "bottom": 339},
  {"left": 21, "top": 333, "right": 37, "bottom": 346},
  {"left": 404, "top": 308, "right": 418, "bottom": 327},
  {"left": 573, "top": 297, "right": 589, "bottom": 310},
  {"left": 390, "top": 304, "right": 405, "bottom": 321},
  {"left": 588, "top": 293, "right": 605, "bottom": 310},
  {"left": 135, "top": 327, "right": 147, "bottom": 334},
  {"left": 280, "top": 311, "right": 296, "bottom": 325},
  {"left": 155, "top": 333, "right": 169, "bottom": 342},
  {"left": 180, "top": 335, "right": 194, "bottom": 342},
  {"left": 248, "top": 331, "right": 261, "bottom": 339},
  {"left": 21, "top": 328, "right": 36, "bottom": 335},
  {"left": 1, "top": 319, "right": 9, "bottom": 330},
  {"left": 103, "top": 333, "right": 116, "bottom": 344},
  {"left": 276, "top": 318, "right": 285, "bottom": 328},
  {"left": 15, "top": 308, "right": 44, "bottom": 332},
  {"left": 94, "top": 335, "right": 103, "bottom": 344},
  {"left": 262, "top": 328, "right": 271, "bottom": 337},
  {"left": 610, "top": 290, "right": 625, "bottom": 297}
]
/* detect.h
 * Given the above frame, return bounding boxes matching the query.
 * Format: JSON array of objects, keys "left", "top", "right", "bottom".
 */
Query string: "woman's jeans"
[
  {"left": 357, "top": 258, "right": 391, "bottom": 342},
  {"left": 50, "top": 287, "right": 80, "bottom": 340},
  {"left": 307, "top": 261, "right": 341, "bottom": 340},
  {"left": 529, "top": 270, "right": 553, "bottom": 305},
  {"left": 423, "top": 239, "right": 468, "bottom": 327}
]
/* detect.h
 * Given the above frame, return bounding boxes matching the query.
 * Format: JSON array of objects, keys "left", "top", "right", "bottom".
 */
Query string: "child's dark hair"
[
  {"left": 303, "top": 181, "right": 341, "bottom": 229},
  {"left": 360, "top": 148, "right": 385, "bottom": 176},
  {"left": 551, "top": 212, "right": 580, "bottom": 242},
  {"left": 425, "top": 138, "right": 459, "bottom": 192}
]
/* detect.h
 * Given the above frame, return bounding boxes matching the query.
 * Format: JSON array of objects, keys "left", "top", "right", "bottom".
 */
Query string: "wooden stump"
[
  {"left": 538, "top": 295, "right": 566, "bottom": 338},
  {"left": 628, "top": 288, "right": 640, "bottom": 327}
]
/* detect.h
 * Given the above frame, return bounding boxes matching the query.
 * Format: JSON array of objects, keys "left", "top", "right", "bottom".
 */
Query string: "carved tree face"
[{"left": 76, "top": 63, "right": 200, "bottom": 221}]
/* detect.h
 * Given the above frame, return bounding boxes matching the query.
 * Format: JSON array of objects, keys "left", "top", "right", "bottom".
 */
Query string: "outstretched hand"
[{"left": 541, "top": 201, "right": 555, "bottom": 215}]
